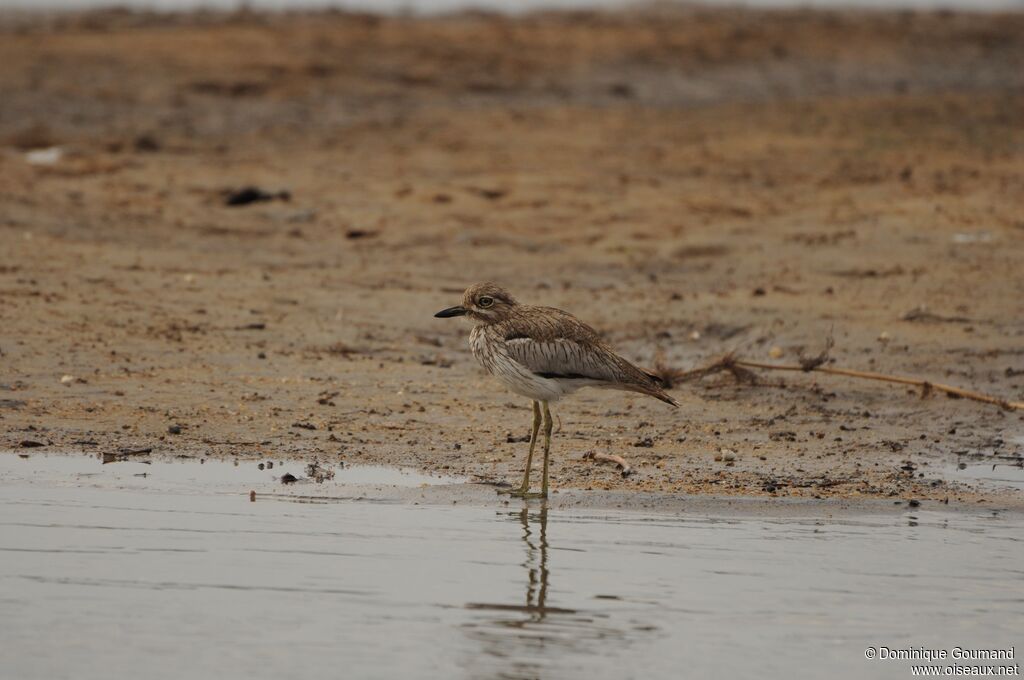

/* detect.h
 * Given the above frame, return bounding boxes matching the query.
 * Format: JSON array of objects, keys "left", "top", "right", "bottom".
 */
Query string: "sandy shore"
[{"left": 1, "top": 6, "right": 1022, "bottom": 508}]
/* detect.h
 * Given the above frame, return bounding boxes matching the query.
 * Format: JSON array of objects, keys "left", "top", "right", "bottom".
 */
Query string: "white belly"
[{"left": 470, "top": 327, "right": 587, "bottom": 403}]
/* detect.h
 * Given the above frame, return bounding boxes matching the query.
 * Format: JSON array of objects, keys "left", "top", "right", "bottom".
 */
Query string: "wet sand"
[
  {"left": 3, "top": 451, "right": 1007, "bottom": 517},
  {"left": 1, "top": 6, "right": 1023, "bottom": 508}
]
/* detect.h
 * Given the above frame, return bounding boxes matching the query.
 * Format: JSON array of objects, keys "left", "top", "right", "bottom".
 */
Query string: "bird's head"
[{"left": 434, "top": 282, "right": 518, "bottom": 324}]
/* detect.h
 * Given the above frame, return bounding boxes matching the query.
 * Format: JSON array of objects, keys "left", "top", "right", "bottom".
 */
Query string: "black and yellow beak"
[{"left": 434, "top": 306, "right": 468, "bottom": 318}]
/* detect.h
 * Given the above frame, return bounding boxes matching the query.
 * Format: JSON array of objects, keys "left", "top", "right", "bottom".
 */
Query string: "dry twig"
[
  {"left": 670, "top": 337, "right": 1023, "bottom": 411},
  {"left": 654, "top": 350, "right": 758, "bottom": 386},
  {"left": 583, "top": 451, "right": 633, "bottom": 477}
]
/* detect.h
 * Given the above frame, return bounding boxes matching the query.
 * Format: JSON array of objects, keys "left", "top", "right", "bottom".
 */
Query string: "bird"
[{"left": 434, "top": 282, "right": 677, "bottom": 498}]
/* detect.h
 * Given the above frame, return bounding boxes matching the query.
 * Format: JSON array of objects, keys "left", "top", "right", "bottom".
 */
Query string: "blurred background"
[
  {"left": 16, "top": 0, "right": 614, "bottom": 8},
  {"left": 3, "top": 0, "right": 1024, "bottom": 10}
]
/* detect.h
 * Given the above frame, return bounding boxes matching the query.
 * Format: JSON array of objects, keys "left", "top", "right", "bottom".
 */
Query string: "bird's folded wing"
[{"left": 504, "top": 336, "right": 624, "bottom": 382}]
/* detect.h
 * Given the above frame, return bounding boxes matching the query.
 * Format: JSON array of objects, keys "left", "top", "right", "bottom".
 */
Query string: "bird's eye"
[{"left": 478, "top": 296, "right": 494, "bottom": 308}]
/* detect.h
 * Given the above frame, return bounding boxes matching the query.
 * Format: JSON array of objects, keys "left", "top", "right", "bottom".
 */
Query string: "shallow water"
[
  {"left": 1, "top": 453, "right": 463, "bottom": 491},
  {"left": 944, "top": 455, "right": 1024, "bottom": 493},
  {"left": 1, "top": 453, "right": 1021, "bottom": 679}
]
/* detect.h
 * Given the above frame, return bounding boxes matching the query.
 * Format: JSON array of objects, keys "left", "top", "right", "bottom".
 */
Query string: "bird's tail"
[
  {"left": 605, "top": 355, "right": 680, "bottom": 407},
  {"left": 632, "top": 372, "right": 680, "bottom": 408},
  {"left": 644, "top": 384, "right": 680, "bottom": 407}
]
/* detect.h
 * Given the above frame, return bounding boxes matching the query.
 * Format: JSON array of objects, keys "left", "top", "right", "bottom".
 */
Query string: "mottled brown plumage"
[{"left": 434, "top": 283, "right": 677, "bottom": 498}]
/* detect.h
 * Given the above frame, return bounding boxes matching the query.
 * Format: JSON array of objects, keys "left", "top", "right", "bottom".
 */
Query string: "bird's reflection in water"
[
  {"left": 521, "top": 506, "right": 553, "bottom": 622},
  {"left": 466, "top": 507, "right": 573, "bottom": 619},
  {"left": 462, "top": 506, "right": 644, "bottom": 679}
]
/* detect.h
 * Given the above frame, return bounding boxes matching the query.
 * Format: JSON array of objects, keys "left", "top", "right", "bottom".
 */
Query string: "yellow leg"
[
  {"left": 540, "top": 401, "right": 553, "bottom": 498},
  {"left": 499, "top": 401, "right": 541, "bottom": 496}
]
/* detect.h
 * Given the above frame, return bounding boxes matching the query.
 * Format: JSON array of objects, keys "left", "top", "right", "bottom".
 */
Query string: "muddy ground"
[{"left": 1, "top": 6, "right": 1022, "bottom": 508}]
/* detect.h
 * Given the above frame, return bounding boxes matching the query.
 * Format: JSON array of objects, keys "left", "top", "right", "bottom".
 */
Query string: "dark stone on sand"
[{"left": 224, "top": 186, "right": 291, "bottom": 207}]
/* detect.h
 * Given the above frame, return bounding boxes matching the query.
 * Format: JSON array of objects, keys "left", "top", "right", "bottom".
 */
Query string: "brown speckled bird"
[{"left": 435, "top": 282, "right": 676, "bottom": 498}]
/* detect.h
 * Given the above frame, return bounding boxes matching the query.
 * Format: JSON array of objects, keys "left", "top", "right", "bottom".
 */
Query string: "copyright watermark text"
[{"left": 864, "top": 647, "right": 1018, "bottom": 676}]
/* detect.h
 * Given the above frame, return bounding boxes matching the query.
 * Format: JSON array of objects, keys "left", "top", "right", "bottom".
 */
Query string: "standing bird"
[{"left": 435, "top": 283, "right": 677, "bottom": 498}]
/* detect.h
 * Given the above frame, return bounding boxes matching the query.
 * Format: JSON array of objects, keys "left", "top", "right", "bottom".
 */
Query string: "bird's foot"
[
  {"left": 500, "top": 489, "right": 547, "bottom": 499},
  {"left": 497, "top": 486, "right": 530, "bottom": 496}
]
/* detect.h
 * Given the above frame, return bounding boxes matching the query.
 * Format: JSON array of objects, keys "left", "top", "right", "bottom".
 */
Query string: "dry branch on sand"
[
  {"left": 583, "top": 451, "right": 633, "bottom": 477},
  {"left": 654, "top": 338, "right": 1024, "bottom": 411}
]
